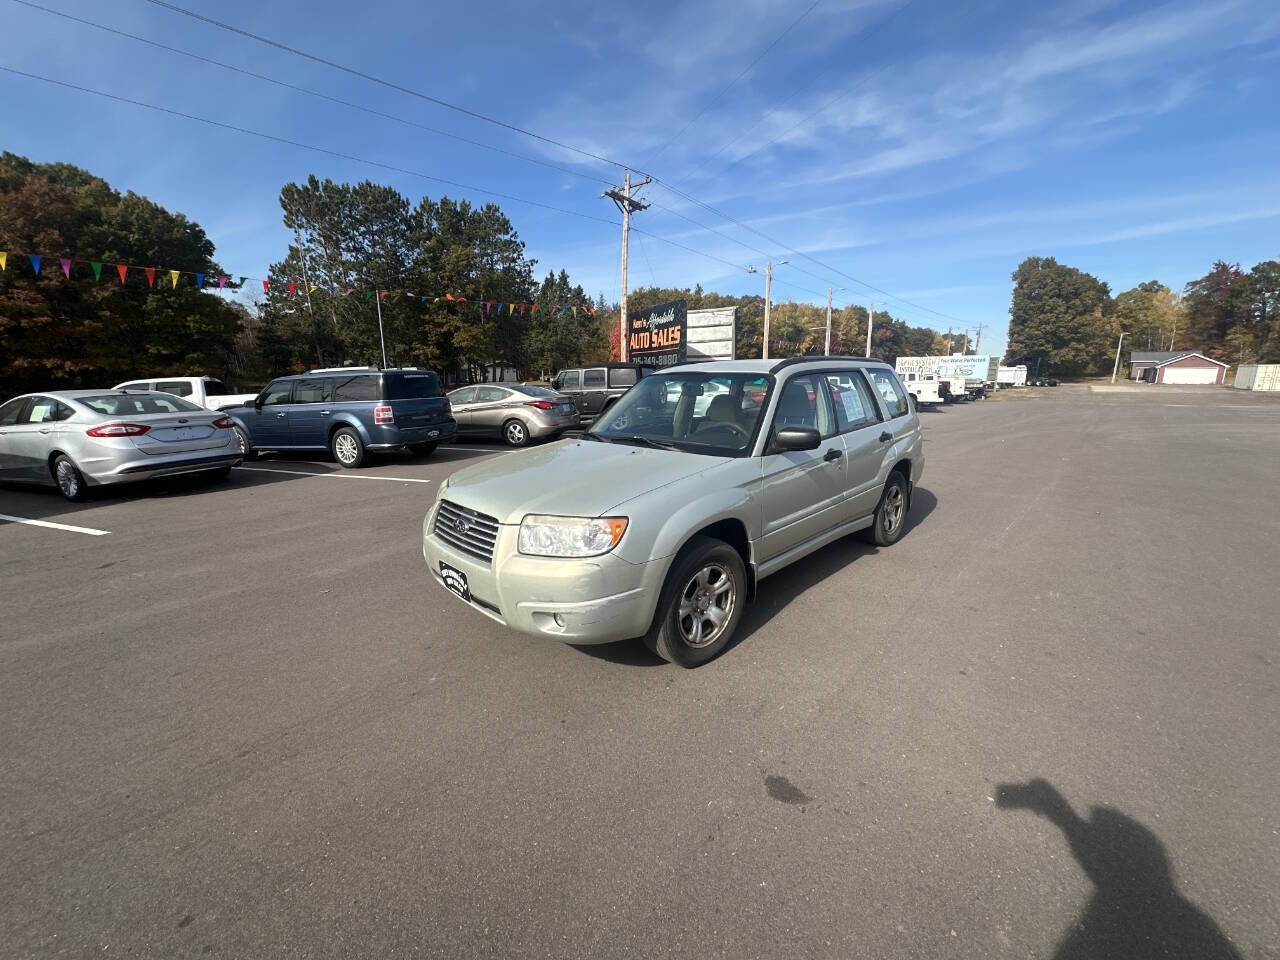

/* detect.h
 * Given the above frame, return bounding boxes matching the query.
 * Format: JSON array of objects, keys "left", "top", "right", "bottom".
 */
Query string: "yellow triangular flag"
[
  {"left": 169, "top": 270, "right": 180, "bottom": 289},
  {"left": 309, "top": 284, "right": 318, "bottom": 294},
  {"left": 0, "top": 252, "right": 7, "bottom": 271}
]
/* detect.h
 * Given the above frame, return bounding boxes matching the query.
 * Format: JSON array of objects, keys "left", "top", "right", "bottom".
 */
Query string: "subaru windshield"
[{"left": 587, "top": 371, "right": 772, "bottom": 457}]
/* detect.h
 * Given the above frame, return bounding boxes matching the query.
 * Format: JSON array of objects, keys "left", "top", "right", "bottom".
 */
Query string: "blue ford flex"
[{"left": 230, "top": 367, "right": 456, "bottom": 467}]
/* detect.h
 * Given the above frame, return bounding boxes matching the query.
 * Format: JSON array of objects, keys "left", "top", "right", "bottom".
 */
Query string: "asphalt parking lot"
[{"left": 3, "top": 387, "right": 1278, "bottom": 959}]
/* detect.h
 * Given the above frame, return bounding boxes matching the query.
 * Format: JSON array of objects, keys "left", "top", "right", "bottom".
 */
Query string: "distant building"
[{"left": 1128, "top": 351, "right": 1227, "bottom": 385}]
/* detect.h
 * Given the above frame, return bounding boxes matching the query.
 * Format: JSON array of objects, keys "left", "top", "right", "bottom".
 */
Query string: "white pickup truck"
[
  {"left": 112, "top": 376, "right": 258, "bottom": 411},
  {"left": 897, "top": 370, "right": 948, "bottom": 405}
]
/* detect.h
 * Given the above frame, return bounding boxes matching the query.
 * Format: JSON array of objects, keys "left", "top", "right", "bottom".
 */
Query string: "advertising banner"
[{"left": 629, "top": 299, "right": 687, "bottom": 367}]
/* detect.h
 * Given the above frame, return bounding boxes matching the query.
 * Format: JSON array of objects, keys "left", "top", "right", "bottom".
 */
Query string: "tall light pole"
[
  {"left": 1110, "top": 331, "right": 1128, "bottom": 383},
  {"left": 374, "top": 289, "right": 389, "bottom": 369},
  {"left": 824, "top": 287, "right": 845, "bottom": 354},
  {"left": 865, "top": 303, "right": 875, "bottom": 357}
]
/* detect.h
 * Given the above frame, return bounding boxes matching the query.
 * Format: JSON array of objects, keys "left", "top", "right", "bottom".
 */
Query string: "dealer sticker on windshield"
[{"left": 439, "top": 562, "right": 471, "bottom": 602}]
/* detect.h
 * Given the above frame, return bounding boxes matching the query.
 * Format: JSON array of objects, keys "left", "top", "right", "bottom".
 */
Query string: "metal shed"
[{"left": 1233, "top": 364, "right": 1280, "bottom": 391}]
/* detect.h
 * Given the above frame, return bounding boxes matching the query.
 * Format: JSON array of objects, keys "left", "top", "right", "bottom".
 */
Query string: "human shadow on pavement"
[{"left": 996, "top": 778, "right": 1243, "bottom": 960}]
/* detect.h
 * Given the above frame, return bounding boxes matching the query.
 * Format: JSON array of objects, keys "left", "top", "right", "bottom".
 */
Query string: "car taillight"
[
  {"left": 525, "top": 400, "right": 556, "bottom": 410},
  {"left": 87, "top": 422, "right": 151, "bottom": 437},
  {"left": 210, "top": 416, "right": 235, "bottom": 429},
  {"left": 374, "top": 405, "right": 394, "bottom": 425}
]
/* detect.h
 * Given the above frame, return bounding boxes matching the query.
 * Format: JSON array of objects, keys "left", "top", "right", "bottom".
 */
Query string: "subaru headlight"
[{"left": 518, "top": 515, "right": 628, "bottom": 558}]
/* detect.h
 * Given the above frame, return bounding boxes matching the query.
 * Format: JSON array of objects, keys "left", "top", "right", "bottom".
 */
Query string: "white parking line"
[
  {"left": 445, "top": 445, "right": 515, "bottom": 453},
  {"left": 237, "top": 466, "right": 434, "bottom": 484},
  {"left": 0, "top": 514, "right": 111, "bottom": 536}
]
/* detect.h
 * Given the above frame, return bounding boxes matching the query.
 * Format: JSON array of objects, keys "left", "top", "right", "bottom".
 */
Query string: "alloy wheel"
[
  {"left": 56, "top": 460, "right": 79, "bottom": 498},
  {"left": 334, "top": 433, "right": 358, "bottom": 464},
  {"left": 882, "top": 484, "right": 905, "bottom": 536},
  {"left": 506, "top": 422, "right": 526, "bottom": 445},
  {"left": 676, "top": 563, "right": 736, "bottom": 648}
]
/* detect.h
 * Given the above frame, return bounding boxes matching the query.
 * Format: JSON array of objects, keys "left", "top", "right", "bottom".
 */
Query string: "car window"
[
  {"left": 558, "top": 370, "right": 580, "bottom": 391},
  {"left": 204, "top": 379, "right": 230, "bottom": 395},
  {"left": 79, "top": 394, "right": 204, "bottom": 415},
  {"left": 591, "top": 372, "right": 772, "bottom": 457},
  {"left": 0, "top": 398, "right": 29, "bottom": 426},
  {"left": 511, "top": 384, "right": 559, "bottom": 398},
  {"left": 385, "top": 373, "right": 442, "bottom": 400},
  {"left": 293, "top": 379, "right": 333, "bottom": 404},
  {"left": 448, "top": 386, "right": 477, "bottom": 405},
  {"left": 155, "top": 380, "right": 194, "bottom": 397},
  {"left": 773, "top": 375, "right": 835, "bottom": 439},
  {"left": 475, "top": 386, "right": 508, "bottom": 403},
  {"left": 865, "top": 369, "right": 910, "bottom": 418},
  {"left": 608, "top": 368, "right": 637, "bottom": 387},
  {"left": 826, "top": 373, "right": 882, "bottom": 431},
  {"left": 260, "top": 382, "right": 293, "bottom": 406},
  {"left": 582, "top": 369, "right": 606, "bottom": 388},
  {"left": 23, "top": 397, "right": 60, "bottom": 424},
  {"left": 332, "top": 375, "right": 379, "bottom": 402}
]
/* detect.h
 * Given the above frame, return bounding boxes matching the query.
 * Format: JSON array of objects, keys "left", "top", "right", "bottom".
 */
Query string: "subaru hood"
[{"left": 441, "top": 438, "right": 730, "bottom": 524}]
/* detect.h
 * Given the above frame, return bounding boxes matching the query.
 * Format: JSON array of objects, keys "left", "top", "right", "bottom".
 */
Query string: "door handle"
[
  {"left": 823, "top": 447, "right": 843, "bottom": 462},
  {"left": 39, "top": 428, "right": 52, "bottom": 434},
  {"left": 276, "top": 412, "right": 287, "bottom": 418},
  {"left": 879, "top": 431, "right": 893, "bottom": 443},
  {"left": 319, "top": 410, "right": 331, "bottom": 416}
]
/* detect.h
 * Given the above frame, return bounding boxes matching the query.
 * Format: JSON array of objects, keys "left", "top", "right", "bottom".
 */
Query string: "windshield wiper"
[
  {"left": 581, "top": 432, "right": 613, "bottom": 443},
  {"left": 609, "top": 435, "right": 678, "bottom": 451}
]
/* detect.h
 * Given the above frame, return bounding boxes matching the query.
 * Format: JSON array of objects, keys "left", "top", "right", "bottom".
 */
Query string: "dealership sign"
[{"left": 629, "top": 299, "right": 687, "bottom": 367}]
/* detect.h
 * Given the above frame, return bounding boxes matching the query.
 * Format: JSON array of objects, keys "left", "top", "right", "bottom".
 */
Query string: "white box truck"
[
  {"left": 938, "top": 355, "right": 999, "bottom": 400},
  {"left": 997, "top": 365, "right": 1027, "bottom": 388},
  {"left": 894, "top": 356, "right": 953, "bottom": 405},
  {"left": 1233, "top": 364, "right": 1280, "bottom": 391}
]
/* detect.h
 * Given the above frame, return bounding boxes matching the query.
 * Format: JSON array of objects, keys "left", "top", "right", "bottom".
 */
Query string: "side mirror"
[
  {"left": 254, "top": 396, "right": 264, "bottom": 409},
  {"left": 907, "top": 393, "right": 918, "bottom": 413},
  {"left": 774, "top": 426, "right": 821, "bottom": 452}
]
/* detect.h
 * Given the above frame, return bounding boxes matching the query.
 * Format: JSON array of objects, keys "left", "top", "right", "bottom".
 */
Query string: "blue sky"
[{"left": 3, "top": 0, "right": 1279, "bottom": 358}]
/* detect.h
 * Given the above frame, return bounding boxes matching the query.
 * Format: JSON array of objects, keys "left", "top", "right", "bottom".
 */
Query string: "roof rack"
[
  {"left": 308, "top": 365, "right": 379, "bottom": 374},
  {"left": 769, "top": 355, "right": 886, "bottom": 373}
]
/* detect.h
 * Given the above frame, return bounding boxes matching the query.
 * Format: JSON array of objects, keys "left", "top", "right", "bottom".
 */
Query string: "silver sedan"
[
  {"left": 0, "top": 390, "right": 243, "bottom": 501},
  {"left": 447, "top": 383, "right": 578, "bottom": 446}
]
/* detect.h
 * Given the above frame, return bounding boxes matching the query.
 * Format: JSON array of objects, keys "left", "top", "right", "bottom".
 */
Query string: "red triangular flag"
[
  {"left": 379, "top": 290, "right": 388, "bottom": 301},
  {"left": 60, "top": 257, "right": 72, "bottom": 278},
  {"left": 262, "top": 279, "right": 270, "bottom": 293},
  {"left": 287, "top": 282, "right": 297, "bottom": 297},
  {"left": 144, "top": 267, "right": 155, "bottom": 287},
  {"left": 116, "top": 263, "right": 128, "bottom": 284}
]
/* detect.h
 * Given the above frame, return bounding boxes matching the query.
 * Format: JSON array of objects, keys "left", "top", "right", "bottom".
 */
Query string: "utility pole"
[
  {"left": 373, "top": 289, "right": 389, "bottom": 369},
  {"left": 945, "top": 327, "right": 952, "bottom": 353},
  {"left": 1110, "top": 331, "right": 1128, "bottom": 383},
  {"left": 974, "top": 323, "right": 983, "bottom": 354},
  {"left": 865, "top": 303, "right": 875, "bottom": 357},
  {"left": 824, "top": 288, "right": 833, "bottom": 355},
  {"left": 604, "top": 170, "right": 651, "bottom": 362},
  {"left": 294, "top": 225, "right": 321, "bottom": 366}
]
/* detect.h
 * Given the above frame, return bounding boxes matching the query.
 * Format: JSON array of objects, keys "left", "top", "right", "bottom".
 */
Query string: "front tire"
[
  {"left": 52, "top": 455, "right": 89, "bottom": 502},
  {"left": 331, "top": 427, "right": 367, "bottom": 468},
  {"left": 643, "top": 536, "right": 747, "bottom": 667},
  {"left": 861, "top": 472, "right": 909, "bottom": 547},
  {"left": 502, "top": 419, "right": 530, "bottom": 447},
  {"left": 233, "top": 426, "right": 257, "bottom": 461}
]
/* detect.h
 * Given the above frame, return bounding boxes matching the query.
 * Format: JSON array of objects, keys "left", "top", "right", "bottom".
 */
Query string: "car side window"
[
  {"left": 22, "top": 397, "right": 59, "bottom": 424},
  {"left": 332, "top": 375, "right": 379, "bottom": 402},
  {"left": 826, "top": 373, "right": 882, "bottom": 431},
  {"left": 293, "top": 379, "right": 333, "bottom": 404},
  {"left": 204, "top": 379, "right": 230, "bottom": 395},
  {"left": 609, "top": 368, "right": 637, "bottom": 387},
  {"left": 772, "top": 375, "right": 835, "bottom": 439},
  {"left": 449, "top": 387, "right": 477, "bottom": 405},
  {"left": 260, "top": 381, "right": 293, "bottom": 406},
  {"left": 0, "top": 398, "right": 27, "bottom": 426},
  {"left": 155, "top": 380, "right": 194, "bottom": 397},
  {"left": 475, "top": 386, "right": 508, "bottom": 403},
  {"left": 120, "top": 381, "right": 151, "bottom": 391},
  {"left": 559, "top": 370, "right": 580, "bottom": 391},
  {"left": 582, "top": 369, "right": 606, "bottom": 389},
  {"left": 865, "top": 369, "right": 910, "bottom": 418}
]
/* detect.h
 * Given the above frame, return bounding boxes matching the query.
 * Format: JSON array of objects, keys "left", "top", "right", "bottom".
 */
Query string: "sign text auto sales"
[{"left": 629, "top": 299, "right": 688, "bottom": 367}]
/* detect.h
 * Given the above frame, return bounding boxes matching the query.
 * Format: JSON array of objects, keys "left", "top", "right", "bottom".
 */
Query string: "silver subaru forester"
[{"left": 423, "top": 357, "right": 924, "bottom": 666}]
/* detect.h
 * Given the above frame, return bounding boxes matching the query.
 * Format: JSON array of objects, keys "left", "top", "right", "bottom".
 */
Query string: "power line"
[
  {"left": 644, "top": 0, "right": 820, "bottom": 168},
  {"left": 10, "top": 0, "right": 615, "bottom": 189},
  {"left": 143, "top": 0, "right": 628, "bottom": 174},
  {"left": 136, "top": 0, "right": 959, "bottom": 326}
]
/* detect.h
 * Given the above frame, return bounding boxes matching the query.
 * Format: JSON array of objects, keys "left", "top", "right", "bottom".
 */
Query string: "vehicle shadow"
[
  {"left": 574, "top": 487, "right": 937, "bottom": 668},
  {"left": 996, "top": 778, "right": 1243, "bottom": 960}
]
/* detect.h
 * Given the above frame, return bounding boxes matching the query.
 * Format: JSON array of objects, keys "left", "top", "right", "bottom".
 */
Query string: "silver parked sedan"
[
  {"left": 447, "top": 383, "right": 578, "bottom": 446},
  {"left": 0, "top": 390, "right": 243, "bottom": 501}
]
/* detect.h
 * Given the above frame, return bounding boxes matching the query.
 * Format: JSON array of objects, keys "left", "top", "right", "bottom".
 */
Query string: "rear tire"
[
  {"left": 52, "top": 454, "right": 89, "bottom": 502},
  {"left": 233, "top": 426, "right": 257, "bottom": 461},
  {"left": 502, "top": 419, "right": 530, "bottom": 447},
  {"left": 860, "top": 471, "right": 909, "bottom": 547},
  {"left": 331, "top": 427, "right": 366, "bottom": 468},
  {"left": 643, "top": 536, "right": 747, "bottom": 668}
]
